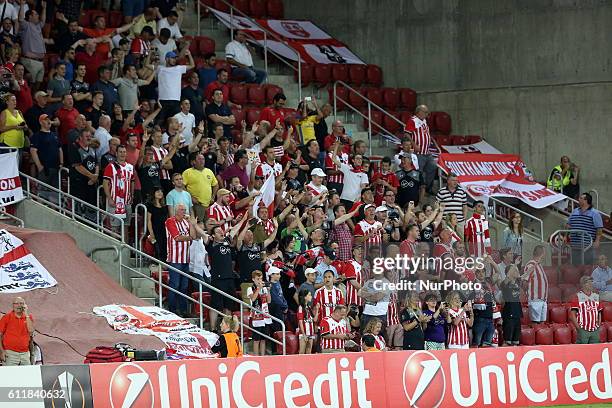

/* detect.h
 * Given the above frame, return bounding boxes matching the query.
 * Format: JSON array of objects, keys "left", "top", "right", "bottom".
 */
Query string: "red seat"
[
  {"left": 606, "top": 323, "right": 612, "bottom": 341},
  {"left": 331, "top": 86, "right": 348, "bottom": 111},
  {"left": 520, "top": 306, "right": 530, "bottom": 325},
  {"left": 465, "top": 135, "right": 482, "bottom": 144},
  {"left": 383, "top": 113, "right": 401, "bottom": 134},
  {"left": 213, "top": 0, "right": 231, "bottom": 12},
  {"left": 191, "top": 291, "right": 211, "bottom": 320},
  {"left": 151, "top": 270, "right": 169, "bottom": 298},
  {"left": 366, "top": 64, "right": 383, "bottom": 86},
  {"left": 549, "top": 305, "right": 567, "bottom": 324},
  {"left": 245, "top": 108, "right": 261, "bottom": 126},
  {"left": 107, "top": 11, "right": 123, "bottom": 28},
  {"left": 231, "top": 0, "right": 250, "bottom": 14},
  {"left": 81, "top": 10, "right": 106, "bottom": 26},
  {"left": 198, "top": 37, "right": 216, "bottom": 55},
  {"left": 364, "top": 87, "right": 383, "bottom": 107},
  {"left": 247, "top": 84, "right": 266, "bottom": 106},
  {"left": 273, "top": 331, "right": 299, "bottom": 355},
  {"left": 348, "top": 88, "right": 366, "bottom": 109},
  {"left": 398, "top": 88, "right": 417, "bottom": 112},
  {"left": 544, "top": 266, "right": 559, "bottom": 286},
  {"left": 434, "top": 111, "right": 452, "bottom": 135},
  {"left": 520, "top": 326, "right": 535, "bottom": 345},
  {"left": 362, "top": 109, "right": 383, "bottom": 132},
  {"left": 560, "top": 284, "right": 577, "bottom": 302},
  {"left": 265, "top": 85, "right": 283, "bottom": 105},
  {"left": 435, "top": 134, "right": 451, "bottom": 147},
  {"left": 184, "top": 36, "right": 198, "bottom": 56},
  {"left": 214, "top": 59, "right": 232, "bottom": 74},
  {"left": 548, "top": 286, "right": 562, "bottom": 303},
  {"left": 230, "top": 84, "right": 248, "bottom": 106},
  {"left": 296, "top": 63, "right": 314, "bottom": 87},
  {"left": 248, "top": 0, "right": 267, "bottom": 17},
  {"left": 232, "top": 311, "right": 251, "bottom": 341},
  {"left": 381, "top": 87, "right": 399, "bottom": 110},
  {"left": 604, "top": 303, "right": 612, "bottom": 322},
  {"left": 266, "top": 0, "right": 284, "bottom": 18},
  {"left": 231, "top": 108, "right": 245, "bottom": 129},
  {"left": 451, "top": 135, "right": 467, "bottom": 145},
  {"left": 561, "top": 264, "right": 582, "bottom": 285},
  {"left": 535, "top": 326, "right": 554, "bottom": 345},
  {"left": 600, "top": 324, "right": 608, "bottom": 342},
  {"left": 331, "top": 64, "right": 349, "bottom": 83},
  {"left": 348, "top": 64, "right": 367, "bottom": 85},
  {"left": 553, "top": 325, "right": 572, "bottom": 344},
  {"left": 313, "top": 64, "right": 332, "bottom": 85}
]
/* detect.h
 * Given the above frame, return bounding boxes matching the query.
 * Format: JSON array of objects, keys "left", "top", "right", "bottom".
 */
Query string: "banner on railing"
[
  {"left": 87, "top": 344, "right": 612, "bottom": 408},
  {"left": 93, "top": 304, "right": 218, "bottom": 359},
  {"left": 437, "top": 153, "right": 565, "bottom": 208},
  {"left": 442, "top": 140, "right": 502, "bottom": 154},
  {"left": 0, "top": 229, "right": 57, "bottom": 293},
  {"left": 209, "top": 8, "right": 366, "bottom": 64},
  {"left": 0, "top": 151, "right": 23, "bottom": 206}
]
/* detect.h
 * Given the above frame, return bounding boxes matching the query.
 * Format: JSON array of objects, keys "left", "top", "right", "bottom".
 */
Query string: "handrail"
[
  {"left": 549, "top": 229, "right": 593, "bottom": 266},
  {"left": 588, "top": 189, "right": 600, "bottom": 210},
  {"left": 120, "top": 243, "right": 286, "bottom": 354},
  {"left": 209, "top": 0, "right": 302, "bottom": 99},
  {"left": 21, "top": 172, "right": 125, "bottom": 242},
  {"left": 550, "top": 196, "right": 611, "bottom": 234},
  {"left": 58, "top": 166, "right": 70, "bottom": 216},
  {"left": 134, "top": 203, "right": 148, "bottom": 268},
  {"left": 0, "top": 208, "right": 24, "bottom": 227},
  {"left": 489, "top": 197, "right": 545, "bottom": 242},
  {"left": 88, "top": 246, "right": 120, "bottom": 262}
]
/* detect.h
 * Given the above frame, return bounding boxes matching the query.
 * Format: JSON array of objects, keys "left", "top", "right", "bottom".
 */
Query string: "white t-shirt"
[
  {"left": 158, "top": 17, "right": 182, "bottom": 39},
  {"left": 157, "top": 65, "right": 187, "bottom": 101},
  {"left": 189, "top": 238, "right": 210, "bottom": 278},
  {"left": 245, "top": 142, "right": 262, "bottom": 176},
  {"left": 173, "top": 111, "right": 196, "bottom": 144},
  {"left": 151, "top": 38, "right": 177, "bottom": 67},
  {"left": 0, "top": 2, "right": 19, "bottom": 21},
  {"left": 225, "top": 40, "right": 253, "bottom": 67},
  {"left": 339, "top": 162, "right": 369, "bottom": 202},
  {"left": 94, "top": 127, "right": 112, "bottom": 158}
]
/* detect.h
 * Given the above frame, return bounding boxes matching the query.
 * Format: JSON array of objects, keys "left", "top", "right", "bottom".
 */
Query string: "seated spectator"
[
  {"left": 259, "top": 93, "right": 286, "bottom": 129},
  {"left": 319, "top": 304, "right": 352, "bottom": 354},
  {"left": 224, "top": 30, "right": 266, "bottom": 84},
  {"left": 205, "top": 89, "right": 235, "bottom": 140},
  {"left": 130, "top": 7, "right": 157, "bottom": 38},
  {"left": 157, "top": 11, "right": 182, "bottom": 41},
  {"left": 204, "top": 68, "right": 240, "bottom": 108},
  {"left": 197, "top": 52, "right": 217, "bottom": 91},
  {"left": 547, "top": 155, "right": 580, "bottom": 199},
  {"left": 569, "top": 276, "right": 603, "bottom": 344},
  {"left": 592, "top": 254, "right": 612, "bottom": 301}
]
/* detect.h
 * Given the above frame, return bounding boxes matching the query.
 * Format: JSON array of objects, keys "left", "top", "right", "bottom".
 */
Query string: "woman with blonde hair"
[
  {"left": 361, "top": 317, "right": 386, "bottom": 351},
  {"left": 0, "top": 93, "right": 27, "bottom": 150},
  {"left": 211, "top": 315, "right": 243, "bottom": 358},
  {"left": 400, "top": 291, "right": 429, "bottom": 350},
  {"left": 503, "top": 212, "right": 523, "bottom": 259}
]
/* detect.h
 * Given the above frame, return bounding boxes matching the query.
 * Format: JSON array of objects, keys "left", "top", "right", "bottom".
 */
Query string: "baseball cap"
[
  {"left": 375, "top": 206, "right": 388, "bottom": 213},
  {"left": 311, "top": 168, "right": 326, "bottom": 177},
  {"left": 323, "top": 246, "right": 337, "bottom": 260},
  {"left": 34, "top": 91, "right": 48, "bottom": 98},
  {"left": 266, "top": 266, "right": 282, "bottom": 279},
  {"left": 304, "top": 268, "right": 316, "bottom": 275},
  {"left": 364, "top": 204, "right": 375, "bottom": 211},
  {"left": 38, "top": 114, "right": 49, "bottom": 122},
  {"left": 165, "top": 51, "right": 178, "bottom": 59},
  {"left": 216, "top": 188, "right": 231, "bottom": 198}
]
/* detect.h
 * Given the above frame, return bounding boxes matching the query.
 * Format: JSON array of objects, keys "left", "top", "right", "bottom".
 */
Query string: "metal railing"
[
  {"left": 588, "top": 189, "right": 600, "bottom": 209},
  {"left": 489, "top": 197, "right": 545, "bottom": 242},
  {"left": 549, "top": 195, "right": 611, "bottom": 235},
  {"left": 0, "top": 208, "right": 24, "bottom": 227},
  {"left": 202, "top": 0, "right": 303, "bottom": 99},
  {"left": 134, "top": 203, "right": 149, "bottom": 268},
  {"left": 549, "top": 229, "right": 593, "bottom": 266}
]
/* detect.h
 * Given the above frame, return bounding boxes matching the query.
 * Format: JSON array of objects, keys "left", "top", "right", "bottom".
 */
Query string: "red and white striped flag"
[{"left": 253, "top": 173, "right": 275, "bottom": 218}]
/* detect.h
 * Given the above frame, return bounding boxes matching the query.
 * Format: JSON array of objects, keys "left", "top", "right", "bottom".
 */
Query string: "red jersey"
[
  {"left": 207, "top": 202, "right": 234, "bottom": 233},
  {"left": 247, "top": 285, "right": 272, "bottom": 327},
  {"left": 314, "top": 286, "right": 344, "bottom": 321},
  {"left": 339, "top": 259, "right": 363, "bottom": 306},
  {"left": 404, "top": 115, "right": 431, "bottom": 155},
  {"left": 165, "top": 217, "right": 191, "bottom": 264},
  {"left": 103, "top": 161, "right": 135, "bottom": 217},
  {"left": 525, "top": 259, "right": 548, "bottom": 301},
  {"left": 296, "top": 305, "right": 315, "bottom": 337},
  {"left": 319, "top": 315, "right": 348, "bottom": 350},
  {"left": 325, "top": 151, "right": 349, "bottom": 184},
  {"left": 323, "top": 134, "right": 351, "bottom": 154},
  {"left": 56, "top": 107, "right": 79, "bottom": 145},
  {"left": 15, "top": 81, "right": 32, "bottom": 113},
  {"left": 255, "top": 161, "right": 282, "bottom": 180},
  {"left": 569, "top": 291, "right": 602, "bottom": 331},
  {"left": 464, "top": 213, "right": 492, "bottom": 257},
  {"left": 360, "top": 334, "right": 386, "bottom": 351},
  {"left": 447, "top": 308, "right": 470, "bottom": 346},
  {"left": 259, "top": 107, "right": 285, "bottom": 128},
  {"left": 354, "top": 219, "right": 383, "bottom": 253},
  {"left": 371, "top": 171, "right": 399, "bottom": 205},
  {"left": 75, "top": 51, "right": 107, "bottom": 85},
  {"left": 387, "top": 292, "right": 400, "bottom": 326}
]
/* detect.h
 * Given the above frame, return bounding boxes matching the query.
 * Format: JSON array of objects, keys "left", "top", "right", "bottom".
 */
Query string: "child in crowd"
[
  {"left": 446, "top": 291, "right": 473, "bottom": 349},
  {"left": 247, "top": 270, "right": 271, "bottom": 356},
  {"left": 212, "top": 315, "right": 243, "bottom": 358},
  {"left": 296, "top": 288, "right": 317, "bottom": 354}
]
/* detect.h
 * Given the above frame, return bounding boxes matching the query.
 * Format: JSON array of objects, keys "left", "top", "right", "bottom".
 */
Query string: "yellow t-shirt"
[
  {"left": 182, "top": 167, "right": 218, "bottom": 207},
  {"left": 0, "top": 109, "right": 25, "bottom": 148},
  {"left": 297, "top": 115, "right": 318, "bottom": 145}
]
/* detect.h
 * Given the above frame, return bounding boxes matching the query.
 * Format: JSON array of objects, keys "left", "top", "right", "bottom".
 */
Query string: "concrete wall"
[{"left": 285, "top": 0, "right": 612, "bottom": 211}]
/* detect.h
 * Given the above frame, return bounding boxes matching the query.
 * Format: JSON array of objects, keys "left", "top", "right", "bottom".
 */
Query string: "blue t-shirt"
[
  {"left": 30, "top": 131, "right": 61, "bottom": 168},
  {"left": 198, "top": 67, "right": 217, "bottom": 91},
  {"left": 166, "top": 189, "right": 193, "bottom": 213}
]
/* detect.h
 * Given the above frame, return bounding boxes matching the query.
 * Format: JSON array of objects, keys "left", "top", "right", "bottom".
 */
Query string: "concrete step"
[
  {"left": 133, "top": 285, "right": 158, "bottom": 299},
  {"left": 139, "top": 297, "right": 159, "bottom": 306}
]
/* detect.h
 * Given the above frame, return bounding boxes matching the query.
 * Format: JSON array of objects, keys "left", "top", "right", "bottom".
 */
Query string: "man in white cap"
[
  {"left": 358, "top": 264, "right": 392, "bottom": 332},
  {"left": 299, "top": 268, "right": 317, "bottom": 298},
  {"left": 306, "top": 167, "right": 328, "bottom": 204},
  {"left": 354, "top": 204, "right": 383, "bottom": 254},
  {"left": 376, "top": 205, "right": 400, "bottom": 242}
]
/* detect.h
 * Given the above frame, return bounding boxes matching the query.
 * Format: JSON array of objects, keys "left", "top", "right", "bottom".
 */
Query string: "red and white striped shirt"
[
  {"left": 207, "top": 202, "right": 234, "bottom": 233},
  {"left": 103, "top": 161, "right": 134, "bottom": 218},
  {"left": 165, "top": 217, "right": 191, "bottom": 264},
  {"left": 325, "top": 151, "right": 349, "bottom": 184},
  {"left": 525, "top": 259, "right": 548, "bottom": 301},
  {"left": 296, "top": 305, "right": 315, "bottom": 337},
  {"left": 314, "top": 286, "right": 344, "bottom": 321},
  {"left": 319, "top": 315, "right": 348, "bottom": 350},
  {"left": 354, "top": 219, "right": 383, "bottom": 253},
  {"left": 152, "top": 146, "right": 170, "bottom": 180},
  {"left": 339, "top": 259, "right": 363, "bottom": 307},
  {"left": 570, "top": 291, "right": 602, "bottom": 331},
  {"left": 447, "top": 308, "right": 470, "bottom": 346},
  {"left": 404, "top": 115, "right": 431, "bottom": 155},
  {"left": 464, "top": 213, "right": 492, "bottom": 257},
  {"left": 387, "top": 292, "right": 400, "bottom": 326},
  {"left": 306, "top": 182, "right": 328, "bottom": 199},
  {"left": 255, "top": 161, "right": 282, "bottom": 180},
  {"left": 361, "top": 334, "right": 386, "bottom": 350}
]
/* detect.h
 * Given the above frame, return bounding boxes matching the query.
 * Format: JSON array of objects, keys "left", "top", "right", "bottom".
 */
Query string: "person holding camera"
[{"left": 0, "top": 297, "right": 34, "bottom": 366}]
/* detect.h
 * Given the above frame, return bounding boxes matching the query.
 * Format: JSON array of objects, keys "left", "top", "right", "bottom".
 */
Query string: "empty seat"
[
  {"left": 520, "top": 326, "right": 535, "bottom": 346},
  {"left": 364, "top": 87, "right": 383, "bottom": 107},
  {"left": 248, "top": 0, "right": 267, "bottom": 17},
  {"left": 245, "top": 108, "right": 261, "bottom": 126},
  {"left": 606, "top": 323, "right": 612, "bottom": 341},
  {"left": 296, "top": 63, "right": 314, "bottom": 87},
  {"left": 561, "top": 264, "right": 582, "bottom": 285},
  {"left": 151, "top": 270, "right": 169, "bottom": 298},
  {"left": 553, "top": 325, "right": 572, "bottom": 344},
  {"left": 108, "top": 11, "right": 123, "bottom": 28},
  {"left": 535, "top": 326, "right": 554, "bottom": 345},
  {"left": 398, "top": 88, "right": 417, "bottom": 112},
  {"left": 213, "top": 0, "right": 231, "bottom": 12},
  {"left": 604, "top": 303, "right": 612, "bottom": 322},
  {"left": 331, "top": 64, "right": 349, "bottom": 83},
  {"left": 331, "top": 86, "right": 348, "bottom": 111},
  {"left": 435, "top": 134, "right": 451, "bottom": 147},
  {"left": 434, "top": 111, "right": 452, "bottom": 135},
  {"left": 191, "top": 291, "right": 211, "bottom": 320},
  {"left": 214, "top": 59, "right": 232, "bottom": 74},
  {"left": 548, "top": 286, "right": 562, "bottom": 302},
  {"left": 231, "top": 108, "right": 245, "bottom": 129},
  {"left": 348, "top": 88, "right": 366, "bottom": 109},
  {"left": 451, "top": 135, "right": 467, "bottom": 145},
  {"left": 232, "top": 310, "right": 251, "bottom": 341},
  {"left": 549, "top": 305, "right": 567, "bottom": 323},
  {"left": 465, "top": 135, "right": 482, "bottom": 144},
  {"left": 560, "top": 284, "right": 577, "bottom": 301},
  {"left": 366, "top": 64, "right": 383, "bottom": 86},
  {"left": 266, "top": 0, "right": 284, "bottom": 18},
  {"left": 520, "top": 306, "right": 530, "bottom": 325},
  {"left": 230, "top": 84, "right": 248, "bottom": 106},
  {"left": 198, "top": 37, "right": 216, "bottom": 55},
  {"left": 381, "top": 87, "right": 399, "bottom": 110},
  {"left": 383, "top": 114, "right": 401, "bottom": 134},
  {"left": 273, "top": 331, "right": 299, "bottom": 355},
  {"left": 348, "top": 64, "right": 367, "bottom": 85},
  {"left": 313, "top": 64, "right": 332, "bottom": 85},
  {"left": 362, "top": 109, "right": 383, "bottom": 132},
  {"left": 544, "top": 266, "right": 559, "bottom": 286},
  {"left": 247, "top": 84, "right": 266, "bottom": 106},
  {"left": 265, "top": 85, "right": 283, "bottom": 105},
  {"left": 231, "top": 0, "right": 250, "bottom": 14}
]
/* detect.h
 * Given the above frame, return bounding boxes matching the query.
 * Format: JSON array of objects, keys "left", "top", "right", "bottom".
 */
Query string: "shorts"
[
  {"left": 20, "top": 57, "right": 44, "bottom": 83},
  {"left": 106, "top": 202, "right": 133, "bottom": 227},
  {"left": 211, "top": 278, "right": 236, "bottom": 311},
  {"left": 425, "top": 341, "right": 445, "bottom": 350},
  {"left": 447, "top": 343, "right": 469, "bottom": 349},
  {"left": 528, "top": 299, "right": 547, "bottom": 322},
  {"left": 251, "top": 324, "right": 269, "bottom": 341},
  {"left": 4, "top": 350, "right": 31, "bottom": 366}
]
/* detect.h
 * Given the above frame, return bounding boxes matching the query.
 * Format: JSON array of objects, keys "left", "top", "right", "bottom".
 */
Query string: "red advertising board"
[{"left": 89, "top": 343, "right": 612, "bottom": 408}]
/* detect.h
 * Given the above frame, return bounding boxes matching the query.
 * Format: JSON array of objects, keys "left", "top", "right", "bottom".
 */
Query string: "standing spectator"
[
  {"left": 359, "top": 268, "right": 391, "bottom": 330},
  {"left": 71, "top": 63, "right": 92, "bottom": 114},
  {"left": 157, "top": 50, "right": 194, "bottom": 124},
  {"left": 314, "top": 269, "right": 344, "bottom": 319},
  {"left": 319, "top": 304, "right": 352, "bottom": 354},
  {"left": 166, "top": 172, "right": 193, "bottom": 217},
  {"left": 197, "top": 52, "right": 217, "bottom": 91},
  {"left": 75, "top": 39, "right": 109, "bottom": 86},
  {"left": 103, "top": 144, "right": 135, "bottom": 234},
  {"left": 422, "top": 293, "right": 447, "bottom": 350},
  {"left": 503, "top": 212, "right": 523, "bottom": 259},
  {"left": 151, "top": 28, "right": 177, "bottom": 67},
  {"left": 58, "top": 48, "right": 76, "bottom": 82},
  {"left": 404, "top": 104, "right": 436, "bottom": 193},
  {"left": 268, "top": 265, "right": 288, "bottom": 334},
  {"left": 393, "top": 138, "right": 419, "bottom": 169},
  {"left": 567, "top": 192, "right": 603, "bottom": 265},
  {"left": 0, "top": 297, "right": 34, "bottom": 366},
  {"left": 18, "top": 0, "right": 47, "bottom": 92},
  {"left": 395, "top": 154, "right": 425, "bottom": 208},
  {"left": 464, "top": 200, "right": 492, "bottom": 257},
  {"left": 400, "top": 291, "right": 427, "bottom": 351},
  {"left": 94, "top": 115, "right": 113, "bottom": 158},
  {"left": 499, "top": 264, "right": 522, "bottom": 346},
  {"left": 591, "top": 255, "right": 612, "bottom": 301},
  {"left": 85, "top": 91, "right": 106, "bottom": 130},
  {"left": 313, "top": 103, "right": 332, "bottom": 150},
  {"left": 112, "top": 64, "right": 155, "bottom": 112},
  {"left": 146, "top": 187, "right": 169, "bottom": 262},
  {"left": 173, "top": 99, "right": 196, "bottom": 144},
  {"left": 13, "top": 63, "right": 31, "bottom": 113},
  {"left": 182, "top": 152, "right": 218, "bottom": 220},
  {"left": 524, "top": 245, "right": 548, "bottom": 323},
  {"left": 0, "top": 93, "right": 26, "bottom": 149},
  {"left": 121, "top": 0, "right": 145, "bottom": 24},
  {"left": 436, "top": 173, "right": 468, "bottom": 223},
  {"left": 30, "top": 114, "right": 62, "bottom": 202},
  {"left": 158, "top": 11, "right": 182, "bottom": 40},
  {"left": 569, "top": 276, "right": 603, "bottom": 344},
  {"left": 259, "top": 93, "right": 286, "bottom": 128},
  {"left": 471, "top": 267, "right": 496, "bottom": 347},
  {"left": 68, "top": 129, "right": 98, "bottom": 220},
  {"left": 100, "top": 137, "right": 119, "bottom": 173},
  {"left": 181, "top": 71, "right": 205, "bottom": 124},
  {"left": 354, "top": 204, "right": 383, "bottom": 254},
  {"left": 56, "top": 20, "right": 86, "bottom": 56},
  {"left": 219, "top": 149, "right": 249, "bottom": 189},
  {"left": 332, "top": 152, "right": 369, "bottom": 207},
  {"left": 296, "top": 288, "right": 316, "bottom": 354},
  {"left": 371, "top": 157, "right": 399, "bottom": 206},
  {"left": 165, "top": 203, "right": 196, "bottom": 315},
  {"left": 225, "top": 30, "right": 267, "bottom": 84},
  {"left": 205, "top": 89, "right": 235, "bottom": 139},
  {"left": 546, "top": 155, "right": 580, "bottom": 199},
  {"left": 445, "top": 291, "right": 473, "bottom": 349},
  {"left": 46, "top": 62, "right": 71, "bottom": 109},
  {"left": 207, "top": 188, "right": 234, "bottom": 232},
  {"left": 25, "top": 91, "right": 53, "bottom": 133},
  {"left": 91, "top": 66, "right": 118, "bottom": 114},
  {"left": 66, "top": 114, "right": 95, "bottom": 146},
  {"left": 246, "top": 270, "right": 271, "bottom": 356}
]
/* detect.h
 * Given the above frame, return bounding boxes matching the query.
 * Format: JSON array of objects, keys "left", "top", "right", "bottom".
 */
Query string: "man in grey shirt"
[
  {"left": 112, "top": 64, "right": 155, "bottom": 112},
  {"left": 47, "top": 62, "right": 71, "bottom": 111},
  {"left": 18, "top": 0, "right": 48, "bottom": 91},
  {"left": 358, "top": 270, "right": 392, "bottom": 332}
]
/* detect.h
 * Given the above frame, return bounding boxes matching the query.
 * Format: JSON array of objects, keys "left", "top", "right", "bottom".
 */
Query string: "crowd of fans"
[{"left": 0, "top": 0, "right": 607, "bottom": 358}]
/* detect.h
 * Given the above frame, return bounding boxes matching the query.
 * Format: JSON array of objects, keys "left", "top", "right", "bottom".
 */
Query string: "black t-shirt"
[
  {"left": 71, "top": 79, "right": 90, "bottom": 113},
  {"left": 500, "top": 280, "right": 523, "bottom": 319},
  {"left": 396, "top": 168, "right": 424, "bottom": 207},
  {"left": 100, "top": 153, "right": 116, "bottom": 175},
  {"left": 85, "top": 107, "right": 106, "bottom": 129},
  {"left": 314, "top": 117, "right": 328, "bottom": 147},
  {"left": 181, "top": 86, "right": 205, "bottom": 123},
  {"left": 400, "top": 308, "right": 425, "bottom": 350},
  {"left": 171, "top": 145, "right": 191, "bottom": 175},
  {"left": 237, "top": 243, "right": 263, "bottom": 283},
  {"left": 205, "top": 102, "right": 232, "bottom": 139},
  {"left": 420, "top": 223, "right": 434, "bottom": 242},
  {"left": 24, "top": 104, "right": 51, "bottom": 133},
  {"left": 146, "top": 203, "right": 168, "bottom": 240},
  {"left": 207, "top": 239, "right": 234, "bottom": 280},
  {"left": 68, "top": 144, "right": 97, "bottom": 185},
  {"left": 30, "top": 131, "right": 61, "bottom": 169},
  {"left": 139, "top": 162, "right": 162, "bottom": 199}
]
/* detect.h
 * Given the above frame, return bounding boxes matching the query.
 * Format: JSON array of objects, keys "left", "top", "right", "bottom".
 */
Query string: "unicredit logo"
[
  {"left": 109, "top": 363, "right": 154, "bottom": 408},
  {"left": 402, "top": 350, "right": 446, "bottom": 408}
]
